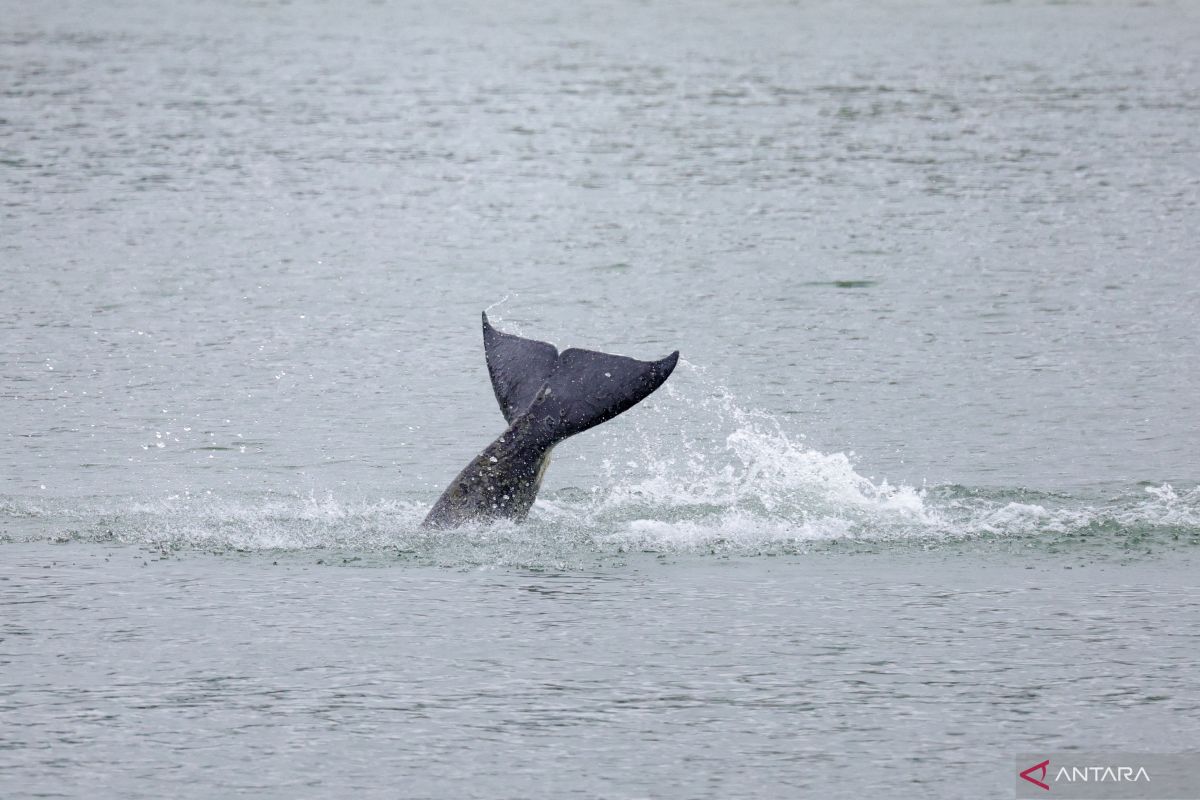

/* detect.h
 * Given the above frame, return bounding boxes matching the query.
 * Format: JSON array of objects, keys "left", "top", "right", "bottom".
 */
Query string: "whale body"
[{"left": 422, "top": 313, "right": 678, "bottom": 529}]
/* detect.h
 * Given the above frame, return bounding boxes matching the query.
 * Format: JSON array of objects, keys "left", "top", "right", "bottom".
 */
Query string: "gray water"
[{"left": 3, "top": 0, "right": 1199, "bottom": 797}]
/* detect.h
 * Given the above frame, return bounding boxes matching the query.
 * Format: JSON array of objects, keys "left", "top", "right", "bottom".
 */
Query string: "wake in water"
[{"left": 2, "top": 363, "right": 1197, "bottom": 563}]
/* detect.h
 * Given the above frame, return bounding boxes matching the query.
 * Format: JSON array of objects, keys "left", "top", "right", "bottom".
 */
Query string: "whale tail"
[
  {"left": 482, "top": 312, "right": 678, "bottom": 439},
  {"left": 421, "top": 314, "right": 679, "bottom": 529}
]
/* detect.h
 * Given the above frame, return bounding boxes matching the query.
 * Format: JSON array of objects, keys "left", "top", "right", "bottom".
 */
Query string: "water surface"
[{"left": 2, "top": 0, "right": 1199, "bottom": 797}]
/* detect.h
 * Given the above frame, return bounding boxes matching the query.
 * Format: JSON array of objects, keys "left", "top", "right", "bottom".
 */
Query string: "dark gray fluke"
[{"left": 422, "top": 313, "right": 679, "bottom": 529}]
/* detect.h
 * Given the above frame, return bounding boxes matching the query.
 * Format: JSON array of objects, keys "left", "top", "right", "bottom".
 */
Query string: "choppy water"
[{"left": 3, "top": 0, "right": 1199, "bottom": 797}]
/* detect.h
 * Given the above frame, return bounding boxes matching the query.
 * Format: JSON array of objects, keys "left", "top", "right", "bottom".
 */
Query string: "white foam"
[{"left": 537, "top": 371, "right": 943, "bottom": 546}]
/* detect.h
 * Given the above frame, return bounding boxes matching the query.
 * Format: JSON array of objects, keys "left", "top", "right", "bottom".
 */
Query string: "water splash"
[
  {"left": 538, "top": 376, "right": 937, "bottom": 548},
  {"left": 2, "top": 370, "right": 1197, "bottom": 563},
  {"left": 537, "top": 367, "right": 1198, "bottom": 553}
]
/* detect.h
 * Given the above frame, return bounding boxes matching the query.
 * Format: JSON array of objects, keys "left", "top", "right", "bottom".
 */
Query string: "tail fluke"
[
  {"left": 535, "top": 347, "right": 679, "bottom": 439},
  {"left": 482, "top": 312, "right": 678, "bottom": 440},
  {"left": 482, "top": 312, "right": 560, "bottom": 423}
]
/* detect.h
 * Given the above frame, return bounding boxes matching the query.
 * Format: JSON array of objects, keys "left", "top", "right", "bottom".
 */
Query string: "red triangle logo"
[{"left": 1020, "top": 759, "right": 1051, "bottom": 791}]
